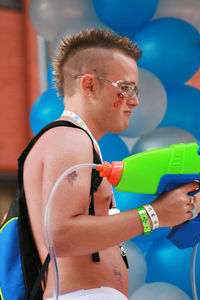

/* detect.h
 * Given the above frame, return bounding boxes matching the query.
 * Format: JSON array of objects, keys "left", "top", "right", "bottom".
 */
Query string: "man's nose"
[{"left": 126, "top": 96, "right": 139, "bottom": 107}]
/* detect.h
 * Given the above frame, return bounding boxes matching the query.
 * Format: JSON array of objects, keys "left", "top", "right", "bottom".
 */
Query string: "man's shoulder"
[
  {"left": 40, "top": 124, "right": 94, "bottom": 162},
  {"left": 43, "top": 124, "right": 92, "bottom": 147},
  {"left": 25, "top": 124, "right": 93, "bottom": 165}
]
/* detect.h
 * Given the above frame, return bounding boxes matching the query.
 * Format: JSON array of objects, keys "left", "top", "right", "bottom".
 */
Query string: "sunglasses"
[{"left": 76, "top": 75, "right": 138, "bottom": 98}]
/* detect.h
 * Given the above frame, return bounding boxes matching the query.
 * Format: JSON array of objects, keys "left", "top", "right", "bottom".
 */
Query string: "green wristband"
[{"left": 136, "top": 206, "right": 151, "bottom": 236}]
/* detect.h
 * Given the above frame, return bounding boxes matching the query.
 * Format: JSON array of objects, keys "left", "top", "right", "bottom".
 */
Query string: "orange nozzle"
[{"left": 97, "top": 161, "right": 123, "bottom": 186}]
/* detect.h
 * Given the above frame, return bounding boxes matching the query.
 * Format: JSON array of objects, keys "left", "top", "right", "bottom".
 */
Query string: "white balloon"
[
  {"left": 120, "top": 68, "right": 167, "bottom": 138},
  {"left": 124, "top": 241, "right": 147, "bottom": 296},
  {"left": 29, "top": 0, "right": 100, "bottom": 41},
  {"left": 129, "top": 282, "right": 191, "bottom": 300},
  {"left": 153, "top": 0, "right": 200, "bottom": 33},
  {"left": 131, "top": 127, "right": 197, "bottom": 154},
  {"left": 52, "top": 18, "right": 111, "bottom": 57}
]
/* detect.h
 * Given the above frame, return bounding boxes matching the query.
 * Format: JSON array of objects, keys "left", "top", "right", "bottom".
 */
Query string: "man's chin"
[
  {"left": 120, "top": 121, "right": 129, "bottom": 133},
  {"left": 111, "top": 123, "right": 129, "bottom": 134}
]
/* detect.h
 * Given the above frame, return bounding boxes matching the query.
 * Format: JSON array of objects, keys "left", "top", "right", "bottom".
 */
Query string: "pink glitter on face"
[{"left": 113, "top": 94, "right": 124, "bottom": 108}]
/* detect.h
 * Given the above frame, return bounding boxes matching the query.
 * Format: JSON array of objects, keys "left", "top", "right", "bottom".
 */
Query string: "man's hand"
[{"left": 151, "top": 182, "right": 199, "bottom": 228}]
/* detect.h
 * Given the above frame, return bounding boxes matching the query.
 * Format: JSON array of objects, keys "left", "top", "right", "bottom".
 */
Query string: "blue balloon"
[
  {"left": 133, "top": 18, "right": 200, "bottom": 87},
  {"left": 113, "top": 189, "right": 171, "bottom": 243},
  {"left": 133, "top": 240, "right": 153, "bottom": 255},
  {"left": 98, "top": 134, "right": 130, "bottom": 162},
  {"left": 146, "top": 238, "right": 200, "bottom": 299},
  {"left": 132, "top": 227, "right": 171, "bottom": 244},
  {"left": 113, "top": 190, "right": 155, "bottom": 212},
  {"left": 159, "top": 85, "right": 200, "bottom": 141},
  {"left": 30, "top": 89, "right": 64, "bottom": 135},
  {"left": 93, "top": 0, "right": 159, "bottom": 32}
]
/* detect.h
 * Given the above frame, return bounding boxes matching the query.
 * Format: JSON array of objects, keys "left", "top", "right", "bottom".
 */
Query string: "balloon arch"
[{"left": 29, "top": 1, "right": 200, "bottom": 299}]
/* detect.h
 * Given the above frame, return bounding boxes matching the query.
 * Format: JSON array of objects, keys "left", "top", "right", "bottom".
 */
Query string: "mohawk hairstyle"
[{"left": 53, "top": 29, "right": 142, "bottom": 97}]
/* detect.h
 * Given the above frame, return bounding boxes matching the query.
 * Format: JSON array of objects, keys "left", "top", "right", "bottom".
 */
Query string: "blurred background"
[{"left": 0, "top": 0, "right": 200, "bottom": 299}]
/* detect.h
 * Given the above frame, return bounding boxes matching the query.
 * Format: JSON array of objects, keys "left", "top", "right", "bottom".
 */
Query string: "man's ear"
[{"left": 79, "top": 74, "right": 95, "bottom": 97}]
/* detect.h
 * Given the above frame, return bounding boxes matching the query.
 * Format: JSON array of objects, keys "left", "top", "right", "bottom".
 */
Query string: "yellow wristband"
[{"left": 136, "top": 206, "right": 151, "bottom": 236}]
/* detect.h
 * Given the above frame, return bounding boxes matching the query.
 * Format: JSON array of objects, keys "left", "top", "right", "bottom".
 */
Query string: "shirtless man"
[{"left": 23, "top": 29, "right": 199, "bottom": 300}]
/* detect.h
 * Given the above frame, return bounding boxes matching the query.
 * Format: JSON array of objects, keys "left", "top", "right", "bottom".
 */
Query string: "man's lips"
[{"left": 124, "top": 110, "right": 132, "bottom": 116}]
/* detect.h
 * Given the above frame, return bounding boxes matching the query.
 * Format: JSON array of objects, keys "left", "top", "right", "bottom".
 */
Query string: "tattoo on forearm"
[
  {"left": 65, "top": 171, "right": 78, "bottom": 185},
  {"left": 112, "top": 265, "right": 123, "bottom": 285}
]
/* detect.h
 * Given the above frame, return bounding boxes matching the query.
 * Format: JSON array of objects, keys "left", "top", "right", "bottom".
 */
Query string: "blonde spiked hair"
[{"left": 53, "top": 29, "right": 142, "bottom": 97}]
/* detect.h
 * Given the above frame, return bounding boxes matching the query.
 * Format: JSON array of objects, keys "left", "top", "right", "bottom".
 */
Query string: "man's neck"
[{"left": 62, "top": 105, "right": 104, "bottom": 142}]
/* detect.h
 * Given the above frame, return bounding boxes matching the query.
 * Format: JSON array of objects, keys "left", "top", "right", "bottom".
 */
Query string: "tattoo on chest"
[
  {"left": 112, "top": 264, "right": 123, "bottom": 285},
  {"left": 65, "top": 171, "right": 78, "bottom": 185}
]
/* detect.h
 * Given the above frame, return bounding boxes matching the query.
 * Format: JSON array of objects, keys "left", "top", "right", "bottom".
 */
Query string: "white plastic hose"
[
  {"left": 191, "top": 243, "right": 199, "bottom": 300},
  {"left": 44, "top": 163, "right": 98, "bottom": 300},
  {"left": 44, "top": 162, "right": 199, "bottom": 300}
]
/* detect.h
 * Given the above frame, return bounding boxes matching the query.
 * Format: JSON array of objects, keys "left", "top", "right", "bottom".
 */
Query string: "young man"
[{"left": 23, "top": 29, "right": 198, "bottom": 300}]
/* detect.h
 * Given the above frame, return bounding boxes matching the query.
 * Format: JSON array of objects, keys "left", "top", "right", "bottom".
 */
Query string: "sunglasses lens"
[{"left": 120, "top": 84, "right": 136, "bottom": 98}]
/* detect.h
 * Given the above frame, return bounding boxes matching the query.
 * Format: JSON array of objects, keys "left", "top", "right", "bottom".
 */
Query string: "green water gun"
[
  {"left": 97, "top": 142, "right": 200, "bottom": 195},
  {"left": 97, "top": 142, "right": 200, "bottom": 249}
]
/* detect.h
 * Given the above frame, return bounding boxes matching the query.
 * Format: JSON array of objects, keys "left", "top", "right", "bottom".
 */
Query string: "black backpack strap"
[
  {"left": 89, "top": 192, "right": 100, "bottom": 263},
  {"left": 18, "top": 120, "right": 102, "bottom": 188},
  {"left": 17, "top": 120, "right": 102, "bottom": 298},
  {"left": 18, "top": 121, "right": 85, "bottom": 188},
  {"left": 29, "top": 253, "right": 51, "bottom": 300}
]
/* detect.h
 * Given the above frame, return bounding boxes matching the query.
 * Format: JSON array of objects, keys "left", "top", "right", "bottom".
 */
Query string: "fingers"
[
  {"left": 186, "top": 195, "right": 197, "bottom": 220},
  {"left": 154, "top": 182, "right": 199, "bottom": 227},
  {"left": 186, "top": 203, "right": 194, "bottom": 211},
  {"left": 186, "top": 210, "right": 194, "bottom": 220},
  {"left": 177, "top": 181, "right": 200, "bottom": 193},
  {"left": 186, "top": 195, "right": 196, "bottom": 212},
  {"left": 194, "top": 180, "right": 200, "bottom": 188},
  {"left": 188, "top": 195, "right": 196, "bottom": 205}
]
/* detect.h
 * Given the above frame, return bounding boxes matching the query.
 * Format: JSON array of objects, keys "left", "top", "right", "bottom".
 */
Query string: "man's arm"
[{"left": 41, "top": 126, "right": 198, "bottom": 257}]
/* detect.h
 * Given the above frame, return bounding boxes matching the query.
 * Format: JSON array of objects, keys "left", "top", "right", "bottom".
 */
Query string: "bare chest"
[{"left": 92, "top": 178, "right": 113, "bottom": 216}]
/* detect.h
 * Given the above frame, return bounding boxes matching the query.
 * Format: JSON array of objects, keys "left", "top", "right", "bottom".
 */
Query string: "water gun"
[{"left": 97, "top": 142, "right": 200, "bottom": 249}]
